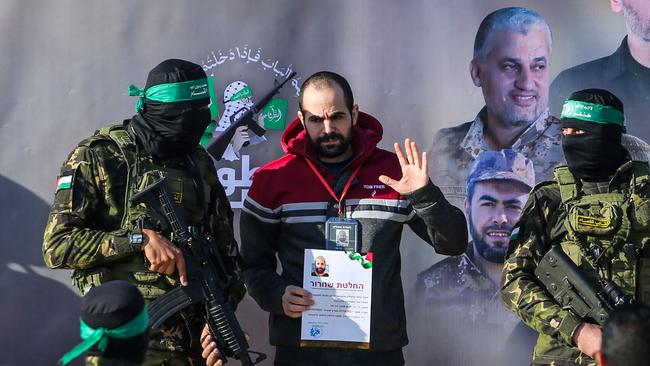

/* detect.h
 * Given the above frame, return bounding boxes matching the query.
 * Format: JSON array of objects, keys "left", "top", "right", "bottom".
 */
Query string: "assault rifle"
[
  {"left": 206, "top": 71, "right": 297, "bottom": 160},
  {"left": 535, "top": 245, "right": 634, "bottom": 325},
  {"left": 131, "top": 178, "right": 265, "bottom": 365}
]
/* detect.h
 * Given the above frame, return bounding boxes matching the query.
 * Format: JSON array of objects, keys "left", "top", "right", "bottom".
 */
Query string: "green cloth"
[
  {"left": 59, "top": 308, "right": 149, "bottom": 365},
  {"left": 561, "top": 100, "right": 625, "bottom": 128},
  {"left": 129, "top": 78, "right": 210, "bottom": 113}
]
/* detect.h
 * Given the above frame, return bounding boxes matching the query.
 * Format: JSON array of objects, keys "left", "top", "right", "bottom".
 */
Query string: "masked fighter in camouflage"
[
  {"left": 43, "top": 59, "right": 246, "bottom": 365},
  {"left": 501, "top": 88, "right": 650, "bottom": 365}
]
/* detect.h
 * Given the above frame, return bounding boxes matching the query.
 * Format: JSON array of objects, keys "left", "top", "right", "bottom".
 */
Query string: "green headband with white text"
[
  {"left": 129, "top": 78, "right": 210, "bottom": 112},
  {"left": 560, "top": 100, "right": 625, "bottom": 129}
]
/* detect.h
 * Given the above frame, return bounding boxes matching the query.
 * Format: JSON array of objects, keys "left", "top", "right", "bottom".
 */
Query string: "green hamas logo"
[{"left": 261, "top": 98, "right": 288, "bottom": 130}]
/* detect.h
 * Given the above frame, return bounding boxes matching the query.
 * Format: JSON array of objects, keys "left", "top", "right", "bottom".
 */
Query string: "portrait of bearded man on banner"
[
  {"left": 429, "top": 6, "right": 650, "bottom": 211},
  {"left": 410, "top": 149, "right": 536, "bottom": 366},
  {"left": 550, "top": 0, "right": 650, "bottom": 142}
]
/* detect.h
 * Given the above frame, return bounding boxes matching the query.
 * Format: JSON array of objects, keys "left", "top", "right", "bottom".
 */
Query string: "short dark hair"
[
  {"left": 299, "top": 71, "right": 354, "bottom": 114},
  {"left": 473, "top": 7, "right": 551, "bottom": 61},
  {"left": 601, "top": 304, "right": 650, "bottom": 366}
]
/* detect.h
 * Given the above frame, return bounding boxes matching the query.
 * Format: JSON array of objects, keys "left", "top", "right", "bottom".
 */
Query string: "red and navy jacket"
[{"left": 240, "top": 112, "right": 467, "bottom": 350}]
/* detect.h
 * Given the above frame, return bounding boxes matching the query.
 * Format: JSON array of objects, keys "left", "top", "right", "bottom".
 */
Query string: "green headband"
[
  {"left": 129, "top": 78, "right": 210, "bottom": 113},
  {"left": 560, "top": 100, "right": 625, "bottom": 129},
  {"left": 58, "top": 308, "right": 149, "bottom": 365},
  {"left": 226, "top": 85, "right": 253, "bottom": 103}
]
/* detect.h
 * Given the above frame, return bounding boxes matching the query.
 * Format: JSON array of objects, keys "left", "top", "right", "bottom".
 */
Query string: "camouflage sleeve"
[
  {"left": 500, "top": 186, "right": 583, "bottom": 346},
  {"left": 43, "top": 143, "right": 138, "bottom": 270},
  {"left": 206, "top": 171, "right": 246, "bottom": 306},
  {"left": 428, "top": 127, "right": 452, "bottom": 187}
]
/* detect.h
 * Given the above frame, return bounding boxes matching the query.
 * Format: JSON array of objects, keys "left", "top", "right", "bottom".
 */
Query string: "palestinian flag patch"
[
  {"left": 509, "top": 227, "right": 520, "bottom": 241},
  {"left": 56, "top": 173, "right": 73, "bottom": 192}
]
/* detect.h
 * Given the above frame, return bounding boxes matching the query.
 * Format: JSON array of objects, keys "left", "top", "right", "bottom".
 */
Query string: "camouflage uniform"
[
  {"left": 43, "top": 123, "right": 246, "bottom": 365},
  {"left": 430, "top": 107, "right": 650, "bottom": 209},
  {"left": 501, "top": 161, "right": 650, "bottom": 365},
  {"left": 85, "top": 351, "right": 199, "bottom": 366},
  {"left": 410, "top": 246, "right": 520, "bottom": 365},
  {"left": 86, "top": 356, "right": 140, "bottom": 366}
]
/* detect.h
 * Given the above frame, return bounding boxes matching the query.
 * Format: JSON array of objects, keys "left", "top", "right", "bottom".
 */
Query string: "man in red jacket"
[{"left": 238, "top": 71, "right": 467, "bottom": 365}]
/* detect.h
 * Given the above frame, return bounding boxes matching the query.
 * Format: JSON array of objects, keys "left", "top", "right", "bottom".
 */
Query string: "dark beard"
[
  {"left": 469, "top": 220, "right": 511, "bottom": 264},
  {"left": 315, "top": 267, "right": 326, "bottom": 274},
  {"left": 313, "top": 132, "right": 352, "bottom": 158}
]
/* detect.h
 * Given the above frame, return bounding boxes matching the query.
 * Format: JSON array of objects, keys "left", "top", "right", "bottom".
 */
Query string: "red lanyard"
[{"left": 304, "top": 158, "right": 362, "bottom": 218}]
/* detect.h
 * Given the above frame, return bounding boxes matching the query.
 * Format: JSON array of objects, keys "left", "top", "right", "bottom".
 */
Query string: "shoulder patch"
[
  {"left": 55, "top": 171, "right": 74, "bottom": 192},
  {"left": 509, "top": 226, "right": 520, "bottom": 242}
]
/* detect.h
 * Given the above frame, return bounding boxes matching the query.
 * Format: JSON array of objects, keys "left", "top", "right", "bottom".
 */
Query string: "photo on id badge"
[{"left": 325, "top": 218, "right": 359, "bottom": 252}]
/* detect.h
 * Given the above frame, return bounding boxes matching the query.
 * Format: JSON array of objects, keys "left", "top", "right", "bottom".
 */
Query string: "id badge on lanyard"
[
  {"left": 304, "top": 158, "right": 363, "bottom": 253},
  {"left": 325, "top": 217, "right": 359, "bottom": 252}
]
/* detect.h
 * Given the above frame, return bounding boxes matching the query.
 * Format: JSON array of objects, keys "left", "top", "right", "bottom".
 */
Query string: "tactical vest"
[
  {"left": 72, "top": 123, "right": 213, "bottom": 300},
  {"left": 553, "top": 162, "right": 650, "bottom": 304}
]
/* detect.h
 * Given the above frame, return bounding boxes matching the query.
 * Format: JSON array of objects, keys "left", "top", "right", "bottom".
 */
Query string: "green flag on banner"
[
  {"left": 208, "top": 76, "right": 219, "bottom": 119},
  {"left": 262, "top": 98, "right": 288, "bottom": 130},
  {"left": 200, "top": 76, "right": 219, "bottom": 148}
]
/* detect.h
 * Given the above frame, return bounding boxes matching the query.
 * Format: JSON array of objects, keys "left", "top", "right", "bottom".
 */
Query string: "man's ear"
[
  {"left": 470, "top": 59, "right": 482, "bottom": 87},
  {"left": 464, "top": 198, "right": 470, "bottom": 220},
  {"left": 352, "top": 105, "right": 359, "bottom": 125},
  {"left": 298, "top": 110, "right": 305, "bottom": 128},
  {"left": 610, "top": 0, "right": 623, "bottom": 13}
]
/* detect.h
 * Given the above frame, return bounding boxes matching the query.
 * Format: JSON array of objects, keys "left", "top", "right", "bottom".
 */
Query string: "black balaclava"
[
  {"left": 83, "top": 280, "right": 149, "bottom": 363},
  {"left": 130, "top": 59, "right": 211, "bottom": 160},
  {"left": 560, "top": 88, "right": 627, "bottom": 182}
]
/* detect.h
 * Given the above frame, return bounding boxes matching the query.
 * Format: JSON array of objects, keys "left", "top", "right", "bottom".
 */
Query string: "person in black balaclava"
[
  {"left": 560, "top": 88, "right": 628, "bottom": 181},
  {"left": 501, "top": 88, "right": 650, "bottom": 364},
  {"left": 59, "top": 280, "right": 149, "bottom": 366},
  {"left": 129, "top": 59, "right": 213, "bottom": 160},
  {"left": 43, "top": 58, "right": 247, "bottom": 366}
]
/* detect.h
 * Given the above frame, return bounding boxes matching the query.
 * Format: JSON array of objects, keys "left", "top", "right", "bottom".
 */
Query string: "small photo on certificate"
[{"left": 311, "top": 255, "right": 330, "bottom": 277}]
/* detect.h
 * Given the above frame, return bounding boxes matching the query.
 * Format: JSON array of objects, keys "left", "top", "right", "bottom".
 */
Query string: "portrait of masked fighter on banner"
[{"left": 214, "top": 81, "right": 267, "bottom": 162}]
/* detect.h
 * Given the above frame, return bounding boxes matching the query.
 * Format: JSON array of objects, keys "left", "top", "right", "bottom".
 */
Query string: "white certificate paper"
[{"left": 301, "top": 249, "right": 373, "bottom": 348}]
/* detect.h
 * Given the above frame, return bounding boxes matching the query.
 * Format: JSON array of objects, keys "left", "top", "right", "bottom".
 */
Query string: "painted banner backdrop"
[{"left": 0, "top": 1, "right": 641, "bottom": 364}]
